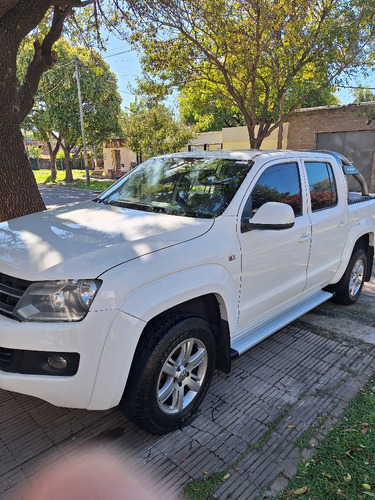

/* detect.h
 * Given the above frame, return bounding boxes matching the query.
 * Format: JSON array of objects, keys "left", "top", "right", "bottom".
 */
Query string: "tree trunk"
[
  {"left": 0, "top": 2, "right": 78, "bottom": 222},
  {"left": 0, "top": 122, "right": 45, "bottom": 222},
  {"left": 47, "top": 137, "right": 60, "bottom": 181},
  {"left": 62, "top": 147, "right": 74, "bottom": 183},
  {"left": 51, "top": 156, "right": 58, "bottom": 181},
  {"left": 277, "top": 93, "right": 285, "bottom": 149}
]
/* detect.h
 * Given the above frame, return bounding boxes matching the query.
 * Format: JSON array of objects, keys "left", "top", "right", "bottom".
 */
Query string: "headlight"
[{"left": 14, "top": 279, "right": 102, "bottom": 322}]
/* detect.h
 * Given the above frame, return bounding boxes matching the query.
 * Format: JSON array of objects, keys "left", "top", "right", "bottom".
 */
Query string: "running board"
[{"left": 231, "top": 290, "right": 333, "bottom": 357}]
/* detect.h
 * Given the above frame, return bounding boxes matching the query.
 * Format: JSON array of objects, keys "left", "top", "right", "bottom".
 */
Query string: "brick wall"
[{"left": 287, "top": 103, "right": 375, "bottom": 191}]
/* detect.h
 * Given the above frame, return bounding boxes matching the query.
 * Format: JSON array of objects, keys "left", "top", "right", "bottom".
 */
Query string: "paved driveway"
[{"left": 0, "top": 187, "right": 373, "bottom": 499}]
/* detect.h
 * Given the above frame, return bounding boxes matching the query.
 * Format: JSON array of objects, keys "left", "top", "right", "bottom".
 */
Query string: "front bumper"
[{"left": 0, "top": 308, "right": 146, "bottom": 410}]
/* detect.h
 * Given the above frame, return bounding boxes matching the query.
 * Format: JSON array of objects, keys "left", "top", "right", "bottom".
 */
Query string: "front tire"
[
  {"left": 121, "top": 314, "right": 216, "bottom": 434},
  {"left": 332, "top": 248, "right": 367, "bottom": 305}
]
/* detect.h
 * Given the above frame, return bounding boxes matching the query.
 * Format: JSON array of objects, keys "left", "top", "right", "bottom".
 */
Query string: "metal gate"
[{"left": 316, "top": 131, "right": 375, "bottom": 191}]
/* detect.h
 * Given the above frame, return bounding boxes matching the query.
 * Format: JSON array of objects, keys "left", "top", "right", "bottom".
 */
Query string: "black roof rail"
[
  {"left": 314, "top": 150, "right": 368, "bottom": 196},
  {"left": 314, "top": 150, "right": 355, "bottom": 168}
]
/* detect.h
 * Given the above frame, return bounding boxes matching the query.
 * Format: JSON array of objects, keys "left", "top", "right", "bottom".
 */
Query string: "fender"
[
  {"left": 89, "top": 265, "right": 238, "bottom": 409},
  {"left": 88, "top": 310, "right": 147, "bottom": 410},
  {"left": 119, "top": 263, "right": 239, "bottom": 334},
  {"left": 330, "top": 222, "right": 374, "bottom": 284}
]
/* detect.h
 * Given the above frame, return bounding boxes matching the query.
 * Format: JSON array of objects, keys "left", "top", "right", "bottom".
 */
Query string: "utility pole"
[
  {"left": 277, "top": 92, "right": 285, "bottom": 150},
  {"left": 74, "top": 55, "right": 90, "bottom": 184}
]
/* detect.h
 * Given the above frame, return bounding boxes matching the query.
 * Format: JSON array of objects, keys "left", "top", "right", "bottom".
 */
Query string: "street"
[{"left": 38, "top": 184, "right": 100, "bottom": 209}]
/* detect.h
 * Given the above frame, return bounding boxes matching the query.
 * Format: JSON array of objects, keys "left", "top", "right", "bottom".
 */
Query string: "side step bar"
[{"left": 231, "top": 290, "right": 333, "bottom": 358}]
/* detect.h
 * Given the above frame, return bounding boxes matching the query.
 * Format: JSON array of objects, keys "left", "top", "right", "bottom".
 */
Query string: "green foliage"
[
  {"left": 351, "top": 86, "right": 375, "bottom": 124},
  {"left": 26, "top": 145, "right": 43, "bottom": 159},
  {"left": 124, "top": 102, "right": 196, "bottom": 157},
  {"left": 279, "top": 378, "right": 375, "bottom": 499},
  {"left": 179, "top": 82, "right": 244, "bottom": 132},
  {"left": 352, "top": 86, "right": 375, "bottom": 125},
  {"left": 179, "top": 78, "right": 338, "bottom": 134},
  {"left": 351, "top": 85, "right": 375, "bottom": 103},
  {"left": 293, "top": 85, "right": 339, "bottom": 109},
  {"left": 123, "top": 0, "right": 375, "bottom": 146},
  {"left": 23, "top": 38, "right": 123, "bottom": 155}
]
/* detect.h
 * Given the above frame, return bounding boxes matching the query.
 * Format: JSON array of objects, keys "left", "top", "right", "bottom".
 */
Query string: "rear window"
[{"left": 305, "top": 162, "right": 337, "bottom": 211}]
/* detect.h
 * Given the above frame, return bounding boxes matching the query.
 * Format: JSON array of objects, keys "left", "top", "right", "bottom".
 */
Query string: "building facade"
[
  {"left": 287, "top": 103, "right": 375, "bottom": 192},
  {"left": 102, "top": 139, "right": 137, "bottom": 178}
]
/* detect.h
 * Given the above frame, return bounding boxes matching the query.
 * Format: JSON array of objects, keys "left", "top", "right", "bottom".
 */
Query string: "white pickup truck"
[{"left": 0, "top": 150, "right": 374, "bottom": 433}]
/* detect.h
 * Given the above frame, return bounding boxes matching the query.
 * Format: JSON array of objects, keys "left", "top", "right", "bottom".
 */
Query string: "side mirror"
[{"left": 241, "top": 202, "right": 295, "bottom": 233}]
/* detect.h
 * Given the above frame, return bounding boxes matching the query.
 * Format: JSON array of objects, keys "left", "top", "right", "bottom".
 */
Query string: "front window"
[
  {"left": 244, "top": 162, "right": 302, "bottom": 218},
  {"left": 98, "top": 156, "right": 253, "bottom": 218}
]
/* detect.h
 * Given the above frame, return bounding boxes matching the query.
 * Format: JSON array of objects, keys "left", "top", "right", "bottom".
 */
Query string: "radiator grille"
[{"left": 0, "top": 272, "right": 31, "bottom": 320}]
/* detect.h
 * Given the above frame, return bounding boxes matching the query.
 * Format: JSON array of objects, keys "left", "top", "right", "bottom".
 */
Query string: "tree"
[
  {"left": 351, "top": 85, "right": 375, "bottom": 124},
  {"left": 179, "top": 82, "right": 245, "bottom": 132},
  {"left": 351, "top": 85, "right": 375, "bottom": 103},
  {"left": 179, "top": 79, "right": 338, "bottom": 133},
  {"left": 0, "top": 1, "right": 105, "bottom": 221},
  {"left": 26, "top": 39, "right": 122, "bottom": 182},
  {"left": 124, "top": 102, "right": 196, "bottom": 159},
  {"left": 120, "top": 0, "right": 375, "bottom": 148}
]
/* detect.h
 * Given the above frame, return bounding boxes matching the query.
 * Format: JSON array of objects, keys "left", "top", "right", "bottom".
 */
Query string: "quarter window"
[
  {"left": 305, "top": 162, "right": 337, "bottom": 211},
  {"left": 244, "top": 162, "right": 302, "bottom": 218}
]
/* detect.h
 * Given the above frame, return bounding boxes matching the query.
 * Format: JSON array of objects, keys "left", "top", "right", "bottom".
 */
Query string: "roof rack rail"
[{"left": 314, "top": 150, "right": 369, "bottom": 196}]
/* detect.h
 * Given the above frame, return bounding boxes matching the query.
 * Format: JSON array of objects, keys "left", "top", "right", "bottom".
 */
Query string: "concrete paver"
[
  {"left": 1, "top": 321, "right": 373, "bottom": 499},
  {"left": 0, "top": 187, "right": 373, "bottom": 499}
]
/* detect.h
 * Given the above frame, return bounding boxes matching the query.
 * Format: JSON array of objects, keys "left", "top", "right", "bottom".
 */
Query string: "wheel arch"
[
  {"left": 131, "top": 294, "right": 232, "bottom": 375},
  {"left": 119, "top": 264, "right": 238, "bottom": 373},
  {"left": 331, "top": 231, "right": 374, "bottom": 284},
  {"left": 352, "top": 233, "right": 373, "bottom": 281}
]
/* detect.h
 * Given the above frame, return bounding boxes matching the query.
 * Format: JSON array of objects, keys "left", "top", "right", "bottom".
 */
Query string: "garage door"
[{"left": 316, "top": 131, "right": 375, "bottom": 190}]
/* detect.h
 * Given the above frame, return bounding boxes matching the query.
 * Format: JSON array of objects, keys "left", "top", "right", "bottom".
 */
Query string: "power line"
[
  {"left": 337, "top": 85, "right": 375, "bottom": 91},
  {"left": 103, "top": 49, "right": 135, "bottom": 58}
]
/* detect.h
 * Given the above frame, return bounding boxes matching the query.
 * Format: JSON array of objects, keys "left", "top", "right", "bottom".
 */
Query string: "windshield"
[{"left": 98, "top": 156, "right": 253, "bottom": 218}]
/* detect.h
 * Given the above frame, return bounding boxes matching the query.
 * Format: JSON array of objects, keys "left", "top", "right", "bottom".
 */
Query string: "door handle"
[
  {"left": 298, "top": 233, "right": 310, "bottom": 243},
  {"left": 337, "top": 220, "right": 347, "bottom": 228}
]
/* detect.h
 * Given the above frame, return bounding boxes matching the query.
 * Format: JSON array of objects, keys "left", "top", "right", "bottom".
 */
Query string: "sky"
[
  {"left": 100, "top": 33, "right": 375, "bottom": 112},
  {"left": 100, "top": 34, "right": 141, "bottom": 109}
]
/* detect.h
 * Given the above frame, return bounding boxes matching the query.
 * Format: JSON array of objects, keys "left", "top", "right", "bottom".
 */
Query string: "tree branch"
[{"left": 18, "top": 6, "right": 70, "bottom": 122}]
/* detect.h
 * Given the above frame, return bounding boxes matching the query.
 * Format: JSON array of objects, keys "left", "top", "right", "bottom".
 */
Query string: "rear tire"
[
  {"left": 332, "top": 248, "right": 367, "bottom": 305},
  {"left": 120, "top": 314, "right": 216, "bottom": 434}
]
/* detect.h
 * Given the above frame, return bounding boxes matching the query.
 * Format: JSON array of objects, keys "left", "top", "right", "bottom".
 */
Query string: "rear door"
[{"left": 302, "top": 160, "right": 349, "bottom": 291}]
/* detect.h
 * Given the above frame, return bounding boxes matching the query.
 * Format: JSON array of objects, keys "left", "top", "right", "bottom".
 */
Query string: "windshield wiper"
[
  {"left": 106, "top": 200, "right": 211, "bottom": 219},
  {"left": 108, "top": 200, "right": 153, "bottom": 212}
]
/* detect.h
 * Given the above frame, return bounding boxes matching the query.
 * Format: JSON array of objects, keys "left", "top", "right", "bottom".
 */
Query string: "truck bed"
[{"left": 348, "top": 192, "right": 375, "bottom": 205}]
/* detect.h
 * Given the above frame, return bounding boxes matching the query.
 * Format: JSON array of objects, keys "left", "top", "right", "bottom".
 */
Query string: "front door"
[{"left": 236, "top": 160, "right": 311, "bottom": 335}]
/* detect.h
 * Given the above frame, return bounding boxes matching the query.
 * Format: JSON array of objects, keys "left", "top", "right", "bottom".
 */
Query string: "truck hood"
[{"left": 0, "top": 201, "right": 214, "bottom": 281}]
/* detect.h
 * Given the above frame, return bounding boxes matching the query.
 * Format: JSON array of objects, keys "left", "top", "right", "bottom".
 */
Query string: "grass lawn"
[
  {"left": 278, "top": 377, "right": 375, "bottom": 499},
  {"left": 33, "top": 169, "right": 114, "bottom": 191}
]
